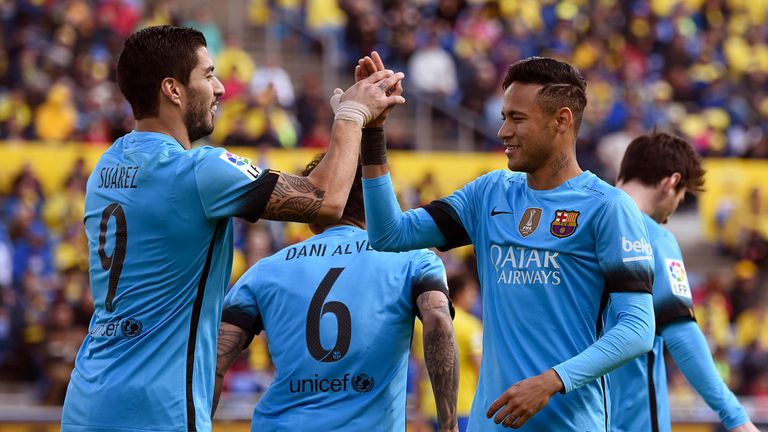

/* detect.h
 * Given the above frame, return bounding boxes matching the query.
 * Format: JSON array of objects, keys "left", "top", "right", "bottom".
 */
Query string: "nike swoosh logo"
[{"left": 491, "top": 207, "right": 514, "bottom": 216}]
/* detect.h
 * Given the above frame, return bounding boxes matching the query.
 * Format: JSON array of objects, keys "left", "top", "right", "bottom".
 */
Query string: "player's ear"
[
  {"left": 662, "top": 173, "right": 682, "bottom": 194},
  {"left": 554, "top": 107, "right": 572, "bottom": 134},
  {"left": 160, "top": 77, "right": 183, "bottom": 108}
]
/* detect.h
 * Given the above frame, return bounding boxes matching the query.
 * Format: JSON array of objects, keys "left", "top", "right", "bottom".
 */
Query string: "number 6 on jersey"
[{"left": 306, "top": 268, "right": 351, "bottom": 362}]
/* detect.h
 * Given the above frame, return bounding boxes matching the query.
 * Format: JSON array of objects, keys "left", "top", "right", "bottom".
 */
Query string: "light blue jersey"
[
  {"left": 62, "top": 131, "right": 278, "bottom": 432},
  {"left": 421, "top": 170, "right": 654, "bottom": 431},
  {"left": 222, "top": 226, "right": 449, "bottom": 432},
  {"left": 609, "top": 214, "right": 747, "bottom": 432}
]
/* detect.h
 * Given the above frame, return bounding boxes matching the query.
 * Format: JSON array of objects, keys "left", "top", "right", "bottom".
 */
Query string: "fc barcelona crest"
[{"left": 550, "top": 210, "right": 580, "bottom": 238}]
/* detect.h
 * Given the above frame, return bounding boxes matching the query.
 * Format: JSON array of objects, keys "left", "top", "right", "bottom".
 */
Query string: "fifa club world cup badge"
[
  {"left": 518, "top": 208, "right": 543, "bottom": 237},
  {"left": 550, "top": 210, "right": 580, "bottom": 238}
]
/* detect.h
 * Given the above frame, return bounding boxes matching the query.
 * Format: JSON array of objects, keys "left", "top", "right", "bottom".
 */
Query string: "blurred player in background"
[
  {"left": 355, "top": 54, "right": 655, "bottom": 430},
  {"left": 213, "top": 152, "right": 459, "bottom": 431},
  {"left": 413, "top": 273, "right": 482, "bottom": 431},
  {"left": 609, "top": 132, "right": 760, "bottom": 432},
  {"left": 60, "top": 25, "right": 405, "bottom": 432}
]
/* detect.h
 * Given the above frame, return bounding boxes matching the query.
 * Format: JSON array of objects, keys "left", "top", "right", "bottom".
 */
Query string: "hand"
[
  {"left": 354, "top": 51, "right": 404, "bottom": 128},
  {"left": 332, "top": 69, "right": 405, "bottom": 126},
  {"left": 731, "top": 422, "right": 761, "bottom": 432},
  {"left": 486, "top": 369, "right": 564, "bottom": 429}
]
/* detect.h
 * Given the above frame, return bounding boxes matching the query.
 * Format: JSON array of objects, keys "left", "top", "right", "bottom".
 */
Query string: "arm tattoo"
[
  {"left": 419, "top": 293, "right": 458, "bottom": 430},
  {"left": 262, "top": 173, "right": 325, "bottom": 222},
  {"left": 212, "top": 325, "right": 250, "bottom": 417}
]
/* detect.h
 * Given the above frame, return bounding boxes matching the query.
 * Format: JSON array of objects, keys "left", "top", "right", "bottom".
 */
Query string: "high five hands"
[{"left": 330, "top": 51, "right": 405, "bottom": 128}]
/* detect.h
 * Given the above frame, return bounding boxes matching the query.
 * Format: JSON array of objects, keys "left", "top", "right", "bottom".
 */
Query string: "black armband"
[{"left": 361, "top": 127, "right": 387, "bottom": 166}]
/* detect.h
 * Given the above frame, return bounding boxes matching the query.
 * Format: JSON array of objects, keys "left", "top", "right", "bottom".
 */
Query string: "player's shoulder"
[
  {"left": 573, "top": 171, "right": 626, "bottom": 203},
  {"left": 467, "top": 170, "right": 524, "bottom": 193},
  {"left": 484, "top": 169, "right": 524, "bottom": 184},
  {"left": 186, "top": 145, "right": 225, "bottom": 161},
  {"left": 643, "top": 214, "right": 679, "bottom": 249},
  {"left": 116, "top": 130, "right": 187, "bottom": 157},
  {"left": 189, "top": 146, "right": 264, "bottom": 180}
]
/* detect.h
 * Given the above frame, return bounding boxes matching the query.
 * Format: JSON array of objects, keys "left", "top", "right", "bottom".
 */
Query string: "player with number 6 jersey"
[
  {"left": 62, "top": 27, "right": 405, "bottom": 432},
  {"left": 213, "top": 153, "right": 459, "bottom": 432}
]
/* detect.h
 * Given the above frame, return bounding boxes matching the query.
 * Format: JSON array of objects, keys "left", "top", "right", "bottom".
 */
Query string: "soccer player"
[
  {"left": 609, "top": 132, "right": 759, "bottom": 432},
  {"left": 213, "top": 153, "right": 460, "bottom": 431},
  {"left": 356, "top": 55, "right": 656, "bottom": 430},
  {"left": 61, "top": 26, "right": 405, "bottom": 432}
]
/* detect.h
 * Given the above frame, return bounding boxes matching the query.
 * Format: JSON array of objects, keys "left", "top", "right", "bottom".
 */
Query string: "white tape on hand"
[
  {"left": 329, "top": 88, "right": 344, "bottom": 113},
  {"left": 334, "top": 101, "right": 374, "bottom": 127}
]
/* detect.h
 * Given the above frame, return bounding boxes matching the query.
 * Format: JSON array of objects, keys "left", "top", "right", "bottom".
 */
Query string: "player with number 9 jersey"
[
  {"left": 61, "top": 26, "right": 402, "bottom": 432},
  {"left": 63, "top": 131, "right": 279, "bottom": 431}
]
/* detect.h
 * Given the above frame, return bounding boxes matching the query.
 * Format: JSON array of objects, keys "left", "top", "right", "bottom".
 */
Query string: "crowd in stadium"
[{"left": 0, "top": 0, "right": 767, "bottom": 422}]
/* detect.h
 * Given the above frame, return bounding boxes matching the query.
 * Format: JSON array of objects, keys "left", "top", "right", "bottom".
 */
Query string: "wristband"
[{"left": 362, "top": 127, "right": 387, "bottom": 165}]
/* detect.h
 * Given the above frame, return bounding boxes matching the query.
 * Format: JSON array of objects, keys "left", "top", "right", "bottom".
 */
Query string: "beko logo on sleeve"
[{"left": 621, "top": 236, "right": 653, "bottom": 262}]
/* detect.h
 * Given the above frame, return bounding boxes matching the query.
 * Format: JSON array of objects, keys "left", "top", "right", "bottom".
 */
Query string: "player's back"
[
  {"left": 63, "top": 131, "right": 235, "bottom": 432},
  {"left": 223, "top": 226, "right": 445, "bottom": 432},
  {"left": 608, "top": 214, "right": 693, "bottom": 432}
]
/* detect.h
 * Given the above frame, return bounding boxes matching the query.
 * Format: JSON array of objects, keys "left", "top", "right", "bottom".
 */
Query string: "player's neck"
[
  {"left": 618, "top": 181, "right": 661, "bottom": 223},
  {"left": 135, "top": 117, "right": 191, "bottom": 149},
  {"left": 526, "top": 152, "right": 582, "bottom": 190},
  {"left": 313, "top": 218, "right": 365, "bottom": 233}
]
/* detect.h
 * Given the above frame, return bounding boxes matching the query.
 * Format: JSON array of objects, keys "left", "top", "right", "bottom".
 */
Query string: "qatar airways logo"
[{"left": 490, "top": 244, "right": 561, "bottom": 285}]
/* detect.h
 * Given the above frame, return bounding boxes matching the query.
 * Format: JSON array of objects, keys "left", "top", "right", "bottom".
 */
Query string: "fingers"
[
  {"left": 491, "top": 401, "right": 515, "bottom": 425},
  {"left": 501, "top": 414, "right": 520, "bottom": 428},
  {"left": 376, "top": 72, "right": 405, "bottom": 92},
  {"left": 384, "top": 93, "right": 406, "bottom": 105},
  {"left": 355, "top": 52, "right": 388, "bottom": 84},
  {"left": 362, "top": 56, "right": 377, "bottom": 77},
  {"left": 362, "top": 69, "right": 396, "bottom": 83},
  {"left": 391, "top": 80, "right": 404, "bottom": 97},
  {"left": 486, "top": 395, "right": 507, "bottom": 420},
  {"left": 371, "top": 51, "right": 385, "bottom": 71}
]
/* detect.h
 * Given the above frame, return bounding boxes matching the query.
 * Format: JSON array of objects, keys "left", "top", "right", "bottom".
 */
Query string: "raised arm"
[
  {"left": 417, "top": 291, "right": 459, "bottom": 432},
  {"left": 346, "top": 52, "right": 449, "bottom": 251},
  {"left": 661, "top": 320, "right": 757, "bottom": 431},
  {"left": 261, "top": 69, "right": 406, "bottom": 224},
  {"left": 212, "top": 322, "right": 250, "bottom": 418}
]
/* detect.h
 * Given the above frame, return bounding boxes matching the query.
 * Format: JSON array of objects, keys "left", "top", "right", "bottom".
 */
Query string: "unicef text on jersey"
[{"left": 289, "top": 373, "right": 375, "bottom": 394}]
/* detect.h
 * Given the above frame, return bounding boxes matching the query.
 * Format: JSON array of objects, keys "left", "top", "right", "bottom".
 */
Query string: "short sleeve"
[
  {"left": 222, "top": 266, "right": 264, "bottom": 340},
  {"left": 193, "top": 147, "right": 279, "bottom": 222},
  {"left": 595, "top": 192, "right": 654, "bottom": 294},
  {"left": 410, "top": 250, "right": 454, "bottom": 320},
  {"left": 422, "top": 171, "right": 498, "bottom": 251}
]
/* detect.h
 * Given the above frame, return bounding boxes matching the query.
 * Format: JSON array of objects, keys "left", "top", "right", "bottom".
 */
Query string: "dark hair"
[
  {"left": 116, "top": 26, "right": 207, "bottom": 119},
  {"left": 302, "top": 153, "right": 365, "bottom": 224},
  {"left": 618, "top": 132, "right": 705, "bottom": 193},
  {"left": 502, "top": 57, "right": 588, "bottom": 132}
]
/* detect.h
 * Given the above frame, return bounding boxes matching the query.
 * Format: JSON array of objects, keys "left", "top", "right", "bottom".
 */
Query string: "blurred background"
[{"left": 0, "top": 0, "right": 767, "bottom": 431}]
